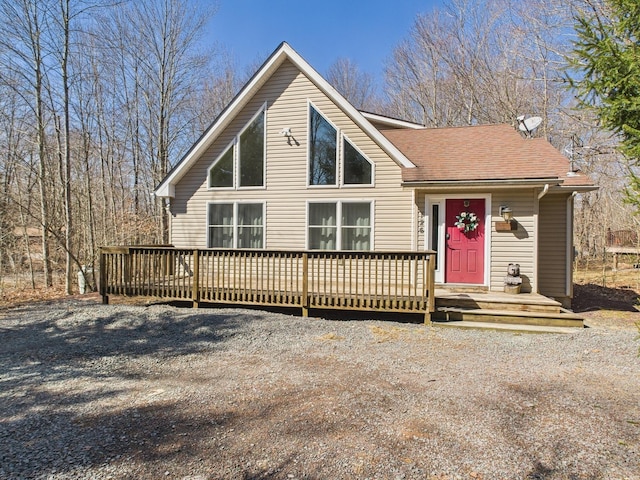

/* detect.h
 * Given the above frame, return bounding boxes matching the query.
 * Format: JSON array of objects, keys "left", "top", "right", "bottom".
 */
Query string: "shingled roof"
[{"left": 381, "top": 124, "right": 594, "bottom": 188}]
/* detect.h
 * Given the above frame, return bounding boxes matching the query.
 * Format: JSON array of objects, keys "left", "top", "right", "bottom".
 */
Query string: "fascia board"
[{"left": 360, "top": 111, "right": 425, "bottom": 130}]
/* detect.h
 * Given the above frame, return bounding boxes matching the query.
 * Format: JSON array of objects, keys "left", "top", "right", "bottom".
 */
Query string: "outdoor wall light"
[
  {"left": 496, "top": 206, "right": 516, "bottom": 231},
  {"left": 500, "top": 206, "right": 513, "bottom": 222}
]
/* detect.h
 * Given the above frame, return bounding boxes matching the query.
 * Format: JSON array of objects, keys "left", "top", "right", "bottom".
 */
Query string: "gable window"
[
  {"left": 208, "top": 202, "right": 264, "bottom": 248},
  {"left": 208, "top": 145, "right": 234, "bottom": 188},
  {"left": 308, "top": 104, "right": 374, "bottom": 187},
  {"left": 309, "top": 106, "right": 337, "bottom": 186},
  {"left": 343, "top": 137, "right": 373, "bottom": 185},
  {"left": 308, "top": 201, "right": 372, "bottom": 250},
  {"left": 239, "top": 110, "right": 265, "bottom": 187},
  {"left": 207, "top": 104, "right": 266, "bottom": 190}
]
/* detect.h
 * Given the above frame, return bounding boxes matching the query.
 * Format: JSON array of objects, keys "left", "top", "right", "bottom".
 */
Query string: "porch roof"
[{"left": 381, "top": 124, "right": 595, "bottom": 188}]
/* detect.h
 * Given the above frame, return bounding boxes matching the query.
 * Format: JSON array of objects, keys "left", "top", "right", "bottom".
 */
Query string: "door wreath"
[{"left": 454, "top": 211, "right": 479, "bottom": 233}]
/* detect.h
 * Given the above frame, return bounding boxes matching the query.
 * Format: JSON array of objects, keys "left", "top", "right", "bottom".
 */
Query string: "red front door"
[{"left": 445, "top": 199, "right": 485, "bottom": 284}]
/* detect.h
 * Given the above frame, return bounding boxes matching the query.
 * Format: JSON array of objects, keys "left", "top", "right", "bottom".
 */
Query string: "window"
[
  {"left": 309, "top": 106, "right": 337, "bottom": 186},
  {"left": 237, "top": 203, "right": 264, "bottom": 248},
  {"left": 341, "top": 202, "right": 371, "bottom": 250},
  {"left": 208, "top": 202, "right": 264, "bottom": 248},
  {"left": 308, "top": 201, "right": 372, "bottom": 250},
  {"left": 308, "top": 203, "right": 337, "bottom": 249},
  {"left": 239, "top": 111, "right": 264, "bottom": 187},
  {"left": 207, "top": 203, "right": 234, "bottom": 248},
  {"left": 343, "top": 138, "right": 372, "bottom": 185},
  {"left": 208, "top": 145, "right": 234, "bottom": 188},
  {"left": 207, "top": 105, "right": 265, "bottom": 189},
  {"left": 308, "top": 104, "right": 374, "bottom": 187}
]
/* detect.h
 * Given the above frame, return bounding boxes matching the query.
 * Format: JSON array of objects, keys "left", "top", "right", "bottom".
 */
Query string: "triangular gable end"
[{"left": 155, "top": 42, "right": 416, "bottom": 198}]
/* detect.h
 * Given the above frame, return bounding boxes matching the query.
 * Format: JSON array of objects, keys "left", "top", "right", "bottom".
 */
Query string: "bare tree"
[
  {"left": 326, "top": 57, "right": 379, "bottom": 111},
  {"left": 383, "top": 0, "right": 572, "bottom": 133},
  {"left": 0, "top": 0, "right": 56, "bottom": 286}
]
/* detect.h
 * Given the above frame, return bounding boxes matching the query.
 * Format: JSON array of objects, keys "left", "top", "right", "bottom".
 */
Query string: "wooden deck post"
[
  {"left": 302, "top": 252, "right": 309, "bottom": 317},
  {"left": 192, "top": 249, "right": 200, "bottom": 308},
  {"left": 425, "top": 253, "right": 436, "bottom": 324},
  {"left": 99, "top": 248, "right": 108, "bottom": 305}
]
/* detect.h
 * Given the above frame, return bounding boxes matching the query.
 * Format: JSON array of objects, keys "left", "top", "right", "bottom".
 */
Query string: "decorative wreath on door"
[{"left": 454, "top": 211, "right": 479, "bottom": 233}]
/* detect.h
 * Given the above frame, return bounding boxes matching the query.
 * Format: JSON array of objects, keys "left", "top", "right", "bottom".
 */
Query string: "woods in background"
[{"left": 0, "top": 0, "right": 636, "bottom": 294}]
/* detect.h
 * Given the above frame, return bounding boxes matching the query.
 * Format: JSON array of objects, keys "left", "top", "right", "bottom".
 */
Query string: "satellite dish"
[{"left": 516, "top": 115, "right": 542, "bottom": 137}]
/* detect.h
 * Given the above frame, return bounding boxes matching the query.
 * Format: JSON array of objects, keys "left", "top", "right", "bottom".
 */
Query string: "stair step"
[
  {"left": 436, "top": 297, "right": 563, "bottom": 314},
  {"left": 432, "top": 320, "right": 582, "bottom": 334},
  {"left": 435, "top": 307, "right": 584, "bottom": 328}
]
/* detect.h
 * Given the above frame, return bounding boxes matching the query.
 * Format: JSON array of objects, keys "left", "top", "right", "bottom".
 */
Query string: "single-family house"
[{"left": 154, "top": 42, "right": 595, "bottom": 311}]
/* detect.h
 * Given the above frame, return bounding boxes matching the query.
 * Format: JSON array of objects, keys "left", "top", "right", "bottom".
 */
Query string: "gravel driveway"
[{"left": 1, "top": 297, "right": 639, "bottom": 480}]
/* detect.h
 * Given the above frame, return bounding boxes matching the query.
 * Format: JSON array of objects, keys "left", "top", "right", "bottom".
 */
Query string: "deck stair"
[{"left": 433, "top": 290, "right": 584, "bottom": 330}]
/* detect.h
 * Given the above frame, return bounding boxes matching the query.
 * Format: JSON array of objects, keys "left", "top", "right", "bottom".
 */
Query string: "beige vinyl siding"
[
  {"left": 490, "top": 190, "right": 535, "bottom": 293},
  {"left": 537, "top": 193, "right": 569, "bottom": 300},
  {"left": 170, "top": 59, "right": 413, "bottom": 250}
]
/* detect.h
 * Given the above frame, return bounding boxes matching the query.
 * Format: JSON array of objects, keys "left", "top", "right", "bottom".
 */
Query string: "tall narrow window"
[
  {"left": 208, "top": 146, "right": 234, "bottom": 188},
  {"left": 239, "top": 111, "right": 265, "bottom": 187},
  {"left": 431, "top": 204, "right": 440, "bottom": 269},
  {"left": 309, "top": 106, "right": 337, "bottom": 186},
  {"left": 343, "top": 139, "right": 372, "bottom": 185}
]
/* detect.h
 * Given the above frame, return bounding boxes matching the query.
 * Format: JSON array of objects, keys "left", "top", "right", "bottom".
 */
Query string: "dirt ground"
[
  {"left": 1, "top": 298, "right": 639, "bottom": 479},
  {"left": 1, "top": 275, "right": 639, "bottom": 479}
]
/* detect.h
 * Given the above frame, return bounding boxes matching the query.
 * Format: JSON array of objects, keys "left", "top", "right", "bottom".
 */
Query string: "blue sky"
[{"left": 206, "top": 0, "right": 443, "bottom": 84}]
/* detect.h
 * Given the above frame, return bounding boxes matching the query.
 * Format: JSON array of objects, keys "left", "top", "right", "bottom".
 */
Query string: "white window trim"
[
  {"left": 237, "top": 102, "right": 268, "bottom": 191},
  {"left": 341, "top": 133, "right": 375, "bottom": 187},
  {"left": 307, "top": 101, "right": 339, "bottom": 189},
  {"left": 206, "top": 200, "right": 266, "bottom": 249},
  {"left": 306, "top": 199, "right": 375, "bottom": 251},
  {"left": 207, "top": 103, "right": 267, "bottom": 191},
  {"left": 206, "top": 140, "right": 236, "bottom": 191}
]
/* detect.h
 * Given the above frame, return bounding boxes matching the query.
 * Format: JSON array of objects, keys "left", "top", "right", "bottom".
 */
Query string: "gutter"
[
  {"left": 402, "top": 178, "right": 559, "bottom": 190},
  {"left": 566, "top": 191, "right": 578, "bottom": 298},
  {"left": 537, "top": 183, "right": 550, "bottom": 199}
]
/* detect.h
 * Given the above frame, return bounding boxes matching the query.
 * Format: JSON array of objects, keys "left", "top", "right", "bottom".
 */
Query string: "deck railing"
[
  {"left": 100, "top": 247, "right": 436, "bottom": 321},
  {"left": 606, "top": 229, "right": 638, "bottom": 248}
]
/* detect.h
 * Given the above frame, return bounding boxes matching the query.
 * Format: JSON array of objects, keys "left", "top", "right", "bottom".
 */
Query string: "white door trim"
[{"left": 425, "top": 194, "right": 492, "bottom": 286}]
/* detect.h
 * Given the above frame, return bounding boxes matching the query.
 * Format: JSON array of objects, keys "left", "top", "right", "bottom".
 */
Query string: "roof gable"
[{"left": 155, "top": 42, "right": 415, "bottom": 198}]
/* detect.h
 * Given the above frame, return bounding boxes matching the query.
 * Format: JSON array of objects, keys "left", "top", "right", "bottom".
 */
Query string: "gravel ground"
[{"left": 1, "top": 297, "right": 639, "bottom": 480}]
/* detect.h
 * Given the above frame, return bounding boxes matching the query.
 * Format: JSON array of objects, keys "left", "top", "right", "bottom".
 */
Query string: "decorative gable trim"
[{"left": 155, "top": 42, "right": 415, "bottom": 198}]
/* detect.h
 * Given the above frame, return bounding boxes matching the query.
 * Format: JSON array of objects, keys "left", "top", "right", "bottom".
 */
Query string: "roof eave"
[
  {"left": 552, "top": 184, "right": 599, "bottom": 193},
  {"left": 360, "top": 111, "right": 425, "bottom": 130}
]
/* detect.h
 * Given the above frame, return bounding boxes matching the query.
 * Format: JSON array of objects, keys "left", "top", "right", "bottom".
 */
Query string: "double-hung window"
[
  {"left": 208, "top": 105, "right": 266, "bottom": 189},
  {"left": 308, "top": 104, "right": 373, "bottom": 187},
  {"left": 308, "top": 201, "right": 372, "bottom": 250},
  {"left": 208, "top": 202, "right": 264, "bottom": 248}
]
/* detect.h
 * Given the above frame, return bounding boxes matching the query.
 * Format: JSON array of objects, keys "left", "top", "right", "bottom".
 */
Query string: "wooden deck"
[{"left": 100, "top": 247, "right": 437, "bottom": 320}]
